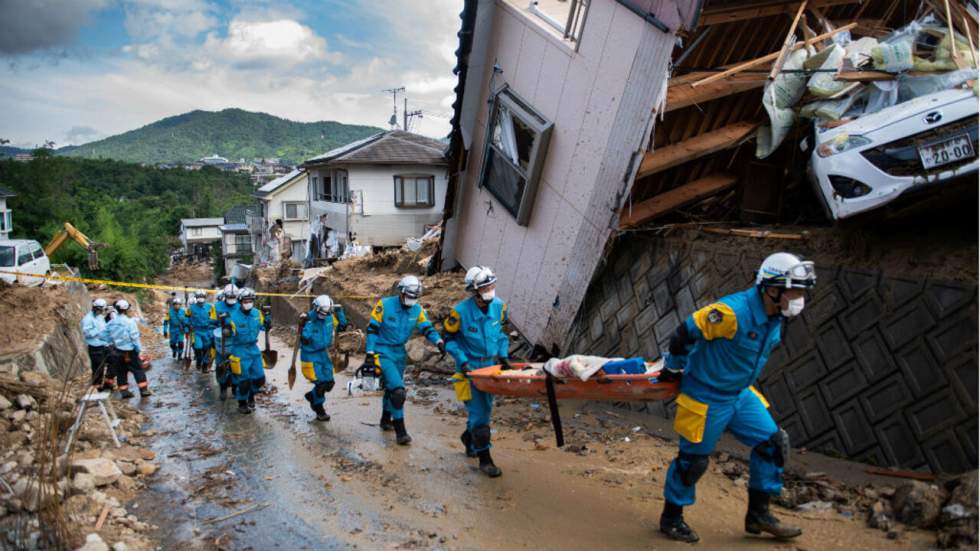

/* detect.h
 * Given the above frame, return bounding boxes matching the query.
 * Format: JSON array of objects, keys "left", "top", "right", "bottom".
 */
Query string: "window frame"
[
  {"left": 478, "top": 85, "right": 554, "bottom": 226},
  {"left": 393, "top": 174, "right": 436, "bottom": 209},
  {"left": 0, "top": 210, "right": 10, "bottom": 232},
  {"left": 526, "top": 0, "right": 590, "bottom": 51},
  {"left": 282, "top": 201, "right": 307, "bottom": 221},
  {"left": 233, "top": 233, "right": 251, "bottom": 254},
  {"left": 189, "top": 227, "right": 203, "bottom": 237}
]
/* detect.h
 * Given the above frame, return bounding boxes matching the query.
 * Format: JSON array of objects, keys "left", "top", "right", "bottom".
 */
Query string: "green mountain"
[{"left": 62, "top": 108, "right": 384, "bottom": 165}]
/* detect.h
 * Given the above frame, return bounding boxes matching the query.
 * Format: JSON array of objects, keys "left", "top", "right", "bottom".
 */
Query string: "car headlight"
[{"left": 816, "top": 134, "right": 872, "bottom": 157}]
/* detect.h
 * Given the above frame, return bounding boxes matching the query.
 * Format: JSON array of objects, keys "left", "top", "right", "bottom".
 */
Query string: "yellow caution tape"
[{"left": 0, "top": 270, "right": 372, "bottom": 301}]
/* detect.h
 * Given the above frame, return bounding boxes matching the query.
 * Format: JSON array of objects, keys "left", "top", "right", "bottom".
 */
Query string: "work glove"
[
  {"left": 436, "top": 340, "right": 446, "bottom": 357},
  {"left": 499, "top": 357, "right": 514, "bottom": 371},
  {"left": 338, "top": 322, "right": 349, "bottom": 332},
  {"left": 301, "top": 337, "right": 311, "bottom": 346},
  {"left": 221, "top": 326, "right": 232, "bottom": 338},
  {"left": 299, "top": 313, "right": 308, "bottom": 321},
  {"left": 459, "top": 362, "right": 472, "bottom": 373},
  {"left": 361, "top": 352, "right": 378, "bottom": 371},
  {"left": 658, "top": 368, "right": 683, "bottom": 383},
  {"left": 218, "top": 312, "right": 229, "bottom": 321}
]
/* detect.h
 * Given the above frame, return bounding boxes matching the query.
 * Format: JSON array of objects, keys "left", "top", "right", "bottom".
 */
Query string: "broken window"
[
  {"left": 527, "top": 0, "right": 590, "bottom": 50},
  {"left": 394, "top": 175, "right": 435, "bottom": 208},
  {"left": 479, "top": 86, "right": 553, "bottom": 225}
]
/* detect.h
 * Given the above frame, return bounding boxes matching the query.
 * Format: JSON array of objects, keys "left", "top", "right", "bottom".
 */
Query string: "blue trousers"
[
  {"left": 229, "top": 347, "right": 264, "bottom": 401},
  {"left": 664, "top": 386, "right": 781, "bottom": 507},
  {"left": 215, "top": 334, "right": 232, "bottom": 388},
  {"left": 464, "top": 387, "right": 494, "bottom": 452},
  {"left": 169, "top": 331, "right": 185, "bottom": 351},
  {"left": 301, "top": 352, "right": 334, "bottom": 407},
  {"left": 193, "top": 330, "right": 213, "bottom": 350},
  {"left": 377, "top": 344, "right": 407, "bottom": 420}
]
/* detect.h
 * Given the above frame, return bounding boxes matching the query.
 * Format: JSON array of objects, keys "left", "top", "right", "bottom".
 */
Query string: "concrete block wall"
[{"left": 566, "top": 235, "right": 979, "bottom": 474}]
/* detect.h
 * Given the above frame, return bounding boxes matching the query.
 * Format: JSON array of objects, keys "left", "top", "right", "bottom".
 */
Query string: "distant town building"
[
  {"left": 200, "top": 154, "right": 229, "bottom": 165},
  {"left": 0, "top": 186, "right": 15, "bottom": 239},
  {"left": 179, "top": 217, "right": 223, "bottom": 260},
  {"left": 13, "top": 153, "right": 33, "bottom": 162}
]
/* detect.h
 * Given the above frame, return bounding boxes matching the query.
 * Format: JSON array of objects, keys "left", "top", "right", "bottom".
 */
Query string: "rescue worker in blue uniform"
[
  {"left": 222, "top": 288, "right": 271, "bottom": 414},
  {"left": 101, "top": 299, "right": 152, "bottom": 399},
  {"left": 658, "top": 252, "right": 816, "bottom": 543},
  {"left": 300, "top": 294, "right": 349, "bottom": 422},
  {"left": 444, "top": 266, "right": 511, "bottom": 478},
  {"left": 211, "top": 285, "right": 238, "bottom": 400},
  {"left": 163, "top": 296, "right": 190, "bottom": 360},
  {"left": 364, "top": 275, "right": 445, "bottom": 445},
  {"left": 81, "top": 298, "right": 112, "bottom": 390},
  {"left": 188, "top": 290, "right": 216, "bottom": 372}
]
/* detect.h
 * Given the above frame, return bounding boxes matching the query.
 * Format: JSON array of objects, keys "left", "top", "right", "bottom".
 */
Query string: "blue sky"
[{"left": 0, "top": 0, "right": 463, "bottom": 148}]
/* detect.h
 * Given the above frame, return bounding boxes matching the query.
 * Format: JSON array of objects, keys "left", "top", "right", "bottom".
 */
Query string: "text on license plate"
[{"left": 918, "top": 134, "right": 975, "bottom": 170}]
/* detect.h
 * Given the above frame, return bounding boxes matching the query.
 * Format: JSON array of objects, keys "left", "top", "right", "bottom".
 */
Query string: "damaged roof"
[{"left": 304, "top": 130, "right": 447, "bottom": 167}]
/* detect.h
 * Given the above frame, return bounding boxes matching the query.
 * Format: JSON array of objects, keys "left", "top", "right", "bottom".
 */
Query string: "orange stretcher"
[{"left": 467, "top": 363, "right": 679, "bottom": 402}]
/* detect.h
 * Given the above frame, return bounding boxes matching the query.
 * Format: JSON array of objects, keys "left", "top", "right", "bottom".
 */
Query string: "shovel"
[
  {"left": 182, "top": 289, "right": 193, "bottom": 370},
  {"left": 262, "top": 329, "right": 278, "bottom": 369},
  {"left": 288, "top": 316, "right": 307, "bottom": 390},
  {"left": 216, "top": 316, "right": 228, "bottom": 382}
]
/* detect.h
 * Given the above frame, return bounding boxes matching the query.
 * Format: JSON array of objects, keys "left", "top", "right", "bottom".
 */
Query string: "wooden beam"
[
  {"left": 620, "top": 174, "right": 738, "bottom": 228},
  {"left": 690, "top": 23, "right": 857, "bottom": 88},
  {"left": 698, "top": 0, "right": 859, "bottom": 26},
  {"left": 666, "top": 72, "right": 764, "bottom": 112},
  {"left": 768, "top": 1, "right": 808, "bottom": 81},
  {"left": 834, "top": 70, "right": 948, "bottom": 81},
  {"left": 637, "top": 121, "right": 758, "bottom": 179}
]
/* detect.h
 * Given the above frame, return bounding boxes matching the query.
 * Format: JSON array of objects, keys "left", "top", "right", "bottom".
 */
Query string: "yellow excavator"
[{"left": 44, "top": 222, "right": 107, "bottom": 270}]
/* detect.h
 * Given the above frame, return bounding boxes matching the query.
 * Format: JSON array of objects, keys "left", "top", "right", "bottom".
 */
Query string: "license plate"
[{"left": 918, "top": 134, "right": 975, "bottom": 170}]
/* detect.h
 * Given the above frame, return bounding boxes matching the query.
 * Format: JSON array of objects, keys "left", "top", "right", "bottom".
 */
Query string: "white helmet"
[
  {"left": 464, "top": 266, "right": 497, "bottom": 291},
  {"left": 194, "top": 290, "right": 207, "bottom": 300},
  {"left": 223, "top": 284, "right": 239, "bottom": 303},
  {"left": 172, "top": 296, "right": 183, "bottom": 305},
  {"left": 756, "top": 253, "right": 816, "bottom": 289},
  {"left": 115, "top": 299, "right": 131, "bottom": 312},
  {"left": 397, "top": 275, "right": 423, "bottom": 299},
  {"left": 312, "top": 295, "right": 333, "bottom": 315},
  {"left": 92, "top": 298, "right": 107, "bottom": 309}
]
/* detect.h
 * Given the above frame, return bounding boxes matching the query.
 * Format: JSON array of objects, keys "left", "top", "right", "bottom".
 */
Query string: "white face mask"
[
  {"left": 781, "top": 296, "right": 805, "bottom": 317},
  {"left": 242, "top": 302, "right": 254, "bottom": 311},
  {"left": 402, "top": 298, "right": 418, "bottom": 307},
  {"left": 197, "top": 298, "right": 205, "bottom": 304},
  {"left": 479, "top": 289, "right": 495, "bottom": 301},
  {"left": 226, "top": 298, "right": 238, "bottom": 306},
  {"left": 317, "top": 311, "right": 328, "bottom": 319}
]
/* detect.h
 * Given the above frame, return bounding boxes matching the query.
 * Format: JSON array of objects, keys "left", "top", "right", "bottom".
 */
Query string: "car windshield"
[{"left": 0, "top": 246, "right": 14, "bottom": 267}]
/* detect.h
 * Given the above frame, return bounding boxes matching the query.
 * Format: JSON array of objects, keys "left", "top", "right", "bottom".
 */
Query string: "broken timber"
[
  {"left": 620, "top": 173, "right": 738, "bottom": 228},
  {"left": 667, "top": 71, "right": 763, "bottom": 112},
  {"left": 698, "top": 0, "right": 859, "bottom": 26},
  {"left": 637, "top": 121, "right": 757, "bottom": 179}
]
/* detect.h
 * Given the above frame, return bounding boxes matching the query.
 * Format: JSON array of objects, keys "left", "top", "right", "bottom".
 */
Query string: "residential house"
[
  {"left": 302, "top": 130, "right": 448, "bottom": 251},
  {"left": 220, "top": 205, "right": 258, "bottom": 277},
  {"left": 179, "top": 218, "right": 223, "bottom": 260},
  {"left": 249, "top": 168, "right": 310, "bottom": 263},
  {"left": 0, "top": 186, "right": 14, "bottom": 239},
  {"left": 200, "top": 154, "right": 229, "bottom": 165},
  {"left": 440, "top": 0, "right": 692, "bottom": 348}
]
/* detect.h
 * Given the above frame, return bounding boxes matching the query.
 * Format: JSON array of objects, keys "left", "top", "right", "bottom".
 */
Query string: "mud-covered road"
[{"left": 127, "top": 329, "right": 935, "bottom": 550}]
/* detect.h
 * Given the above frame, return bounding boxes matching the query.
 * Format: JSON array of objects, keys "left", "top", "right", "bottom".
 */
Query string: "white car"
[
  {"left": 0, "top": 239, "right": 51, "bottom": 286},
  {"left": 809, "top": 88, "right": 978, "bottom": 220}
]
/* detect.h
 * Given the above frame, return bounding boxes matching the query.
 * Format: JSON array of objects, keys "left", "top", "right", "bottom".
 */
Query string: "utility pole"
[
  {"left": 382, "top": 86, "right": 405, "bottom": 129},
  {"left": 403, "top": 97, "right": 423, "bottom": 132}
]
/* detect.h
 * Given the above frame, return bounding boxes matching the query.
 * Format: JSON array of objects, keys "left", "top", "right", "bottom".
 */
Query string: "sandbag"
[{"left": 757, "top": 47, "right": 811, "bottom": 159}]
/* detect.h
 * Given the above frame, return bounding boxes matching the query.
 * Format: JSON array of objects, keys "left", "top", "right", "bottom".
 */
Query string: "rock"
[
  {"left": 71, "top": 458, "right": 122, "bottom": 487},
  {"left": 71, "top": 473, "right": 96, "bottom": 494},
  {"left": 15, "top": 451, "right": 34, "bottom": 468},
  {"left": 0, "top": 395, "right": 11, "bottom": 411},
  {"left": 14, "top": 394, "right": 35, "bottom": 411},
  {"left": 0, "top": 461, "right": 16, "bottom": 475},
  {"left": 9, "top": 410, "right": 26, "bottom": 423},
  {"left": 797, "top": 500, "right": 834, "bottom": 512},
  {"left": 112, "top": 543, "right": 129, "bottom": 551},
  {"left": 138, "top": 448, "right": 156, "bottom": 461},
  {"left": 103, "top": 446, "right": 147, "bottom": 463},
  {"left": 136, "top": 462, "right": 157, "bottom": 476},
  {"left": 115, "top": 475, "right": 137, "bottom": 491},
  {"left": 19, "top": 371, "right": 50, "bottom": 387},
  {"left": 406, "top": 339, "right": 427, "bottom": 363},
  {"left": 868, "top": 500, "right": 892, "bottom": 531},
  {"left": 80, "top": 533, "right": 109, "bottom": 551},
  {"left": 12, "top": 478, "right": 56, "bottom": 512},
  {"left": 937, "top": 470, "right": 979, "bottom": 549},
  {"left": 115, "top": 461, "right": 137, "bottom": 476},
  {"left": 892, "top": 481, "right": 945, "bottom": 528}
]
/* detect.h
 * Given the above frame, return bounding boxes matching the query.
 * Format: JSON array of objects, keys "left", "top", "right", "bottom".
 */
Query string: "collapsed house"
[{"left": 439, "top": 0, "right": 978, "bottom": 474}]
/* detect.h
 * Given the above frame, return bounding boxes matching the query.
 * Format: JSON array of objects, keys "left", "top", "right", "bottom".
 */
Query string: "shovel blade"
[
  {"left": 263, "top": 350, "right": 278, "bottom": 369},
  {"left": 287, "top": 366, "right": 296, "bottom": 389}
]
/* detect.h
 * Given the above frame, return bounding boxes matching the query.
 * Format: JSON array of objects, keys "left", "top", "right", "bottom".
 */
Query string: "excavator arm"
[{"left": 44, "top": 222, "right": 106, "bottom": 270}]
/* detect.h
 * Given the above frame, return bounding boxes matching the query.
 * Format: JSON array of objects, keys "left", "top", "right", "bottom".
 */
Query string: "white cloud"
[
  {"left": 123, "top": 0, "right": 218, "bottom": 41},
  {"left": 205, "top": 18, "right": 341, "bottom": 68}
]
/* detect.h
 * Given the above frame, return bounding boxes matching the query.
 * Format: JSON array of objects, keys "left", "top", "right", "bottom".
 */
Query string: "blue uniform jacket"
[
  {"left": 81, "top": 312, "right": 108, "bottom": 347},
  {"left": 101, "top": 315, "right": 142, "bottom": 352},
  {"left": 163, "top": 307, "right": 189, "bottom": 336},
  {"left": 665, "top": 287, "right": 782, "bottom": 400},
  {"left": 365, "top": 296, "right": 441, "bottom": 351},
  {"left": 228, "top": 307, "right": 266, "bottom": 359},
  {"left": 189, "top": 302, "right": 215, "bottom": 333},
  {"left": 301, "top": 308, "right": 348, "bottom": 360},
  {"left": 443, "top": 296, "right": 509, "bottom": 371}
]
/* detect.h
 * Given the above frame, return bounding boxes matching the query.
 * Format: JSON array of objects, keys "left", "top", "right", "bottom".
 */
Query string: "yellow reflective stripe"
[
  {"left": 692, "top": 303, "right": 737, "bottom": 340},
  {"left": 417, "top": 308, "right": 428, "bottom": 323},
  {"left": 370, "top": 299, "right": 384, "bottom": 323},
  {"left": 332, "top": 316, "right": 339, "bottom": 328},
  {"left": 444, "top": 309, "right": 461, "bottom": 333},
  {"left": 0, "top": 270, "right": 371, "bottom": 300},
  {"left": 749, "top": 386, "right": 770, "bottom": 409},
  {"left": 259, "top": 311, "right": 265, "bottom": 325},
  {"left": 501, "top": 303, "right": 507, "bottom": 322},
  {"left": 209, "top": 305, "right": 217, "bottom": 320}
]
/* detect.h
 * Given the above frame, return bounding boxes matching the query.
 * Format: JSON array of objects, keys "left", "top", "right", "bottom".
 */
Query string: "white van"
[{"left": 0, "top": 239, "right": 51, "bottom": 286}]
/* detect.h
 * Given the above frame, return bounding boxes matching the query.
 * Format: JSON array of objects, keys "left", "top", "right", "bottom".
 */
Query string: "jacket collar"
[{"left": 748, "top": 287, "right": 772, "bottom": 326}]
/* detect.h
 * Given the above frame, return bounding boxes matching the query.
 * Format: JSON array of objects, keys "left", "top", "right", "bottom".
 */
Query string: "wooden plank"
[
  {"left": 638, "top": 121, "right": 758, "bottom": 179},
  {"left": 698, "top": 0, "right": 859, "bottom": 26},
  {"left": 620, "top": 174, "right": 738, "bottom": 228},
  {"left": 691, "top": 23, "right": 857, "bottom": 88},
  {"left": 666, "top": 73, "right": 764, "bottom": 112},
  {"left": 834, "top": 70, "right": 949, "bottom": 81},
  {"left": 768, "top": 1, "right": 809, "bottom": 81}
]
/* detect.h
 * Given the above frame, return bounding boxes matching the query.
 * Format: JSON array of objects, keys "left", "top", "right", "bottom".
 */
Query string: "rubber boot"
[
  {"left": 460, "top": 430, "right": 477, "bottom": 457},
  {"left": 379, "top": 411, "right": 394, "bottom": 431},
  {"left": 237, "top": 400, "right": 252, "bottom": 414},
  {"left": 304, "top": 390, "right": 317, "bottom": 412},
  {"left": 139, "top": 388, "right": 153, "bottom": 397},
  {"left": 477, "top": 450, "right": 501, "bottom": 478},
  {"left": 660, "top": 502, "right": 699, "bottom": 543},
  {"left": 218, "top": 385, "right": 228, "bottom": 401},
  {"left": 393, "top": 419, "right": 412, "bottom": 445},
  {"left": 745, "top": 489, "right": 802, "bottom": 539},
  {"left": 119, "top": 390, "right": 135, "bottom": 399},
  {"left": 247, "top": 395, "right": 256, "bottom": 412},
  {"left": 313, "top": 404, "right": 331, "bottom": 422}
]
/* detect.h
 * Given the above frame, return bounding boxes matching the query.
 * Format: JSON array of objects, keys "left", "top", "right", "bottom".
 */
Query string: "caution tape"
[{"left": 0, "top": 270, "right": 373, "bottom": 301}]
